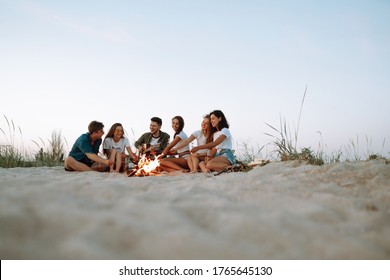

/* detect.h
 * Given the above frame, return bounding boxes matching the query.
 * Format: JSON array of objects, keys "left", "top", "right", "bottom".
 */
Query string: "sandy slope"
[{"left": 0, "top": 160, "right": 389, "bottom": 259}]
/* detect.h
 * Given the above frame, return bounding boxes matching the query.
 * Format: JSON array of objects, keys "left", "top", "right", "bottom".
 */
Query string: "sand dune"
[{"left": 0, "top": 160, "right": 389, "bottom": 259}]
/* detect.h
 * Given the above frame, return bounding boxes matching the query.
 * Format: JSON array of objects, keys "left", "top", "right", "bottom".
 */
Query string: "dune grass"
[
  {"left": 265, "top": 117, "right": 325, "bottom": 165},
  {"left": 235, "top": 140, "right": 264, "bottom": 164},
  {"left": 32, "top": 130, "right": 67, "bottom": 167},
  {"left": 264, "top": 86, "right": 324, "bottom": 165},
  {"left": 0, "top": 115, "right": 27, "bottom": 168},
  {"left": 0, "top": 145, "right": 25, "bottom": 168},
  {"left": 263, "top": 87, "right": 388, "bottom": 165},
  {"left": 1, "top": 115, "right": 66, "bottom": 168}
]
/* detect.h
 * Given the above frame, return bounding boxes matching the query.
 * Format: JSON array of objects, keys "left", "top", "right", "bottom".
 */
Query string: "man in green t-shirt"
[{"left": 134, "top": 117, "right": 170, "bottom": 157}]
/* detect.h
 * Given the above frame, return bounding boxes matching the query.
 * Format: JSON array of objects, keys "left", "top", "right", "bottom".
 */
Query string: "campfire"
[{"left": 127, "top": 154, "right": 161, "bottom": 177}]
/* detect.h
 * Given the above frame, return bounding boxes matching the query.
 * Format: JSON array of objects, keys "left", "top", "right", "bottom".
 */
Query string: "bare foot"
[{"left": 199, "top": 162, "right": 211, "bottom": 173}]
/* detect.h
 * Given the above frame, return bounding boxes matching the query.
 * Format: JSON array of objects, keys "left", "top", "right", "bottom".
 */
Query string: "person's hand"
[
  {"left": 195, "top": 152, "right": 205, "bottom": 158},
  {"left": 191, "top": 147, "right": 199, "bottom": 153},
  {"left": 156, "top": 154, "right": 164, "bottom": 160},
  {"left": 106, "top": 159, "right": 114, "bottom": 166},
  {"left": 132, "top": 154, "right": 138, "bottom": 162},
  {"left": 170, "top": 148, "right": 177, "bottom": 154}
]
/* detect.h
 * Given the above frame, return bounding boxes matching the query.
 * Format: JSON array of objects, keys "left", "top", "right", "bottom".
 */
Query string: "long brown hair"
[
  {"left": 203, "top": 114, "right": 213, "bottom": 144},
  {"left": 105, "top": 123, "right": 124, "bottom": 139},
  {"left": 172, "top": 116, "right": 185, "bottom": 138},
  {"left": 210, "top": 110, "right": 229, "bottom": 131}
]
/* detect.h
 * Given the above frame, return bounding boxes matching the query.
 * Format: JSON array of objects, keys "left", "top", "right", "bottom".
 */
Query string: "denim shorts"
[{"left": 215, "top": 149, "right": 236, "bottom": 164}]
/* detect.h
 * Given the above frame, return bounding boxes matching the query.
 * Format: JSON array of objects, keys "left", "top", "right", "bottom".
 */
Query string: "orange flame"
[{"left": 133, "top": 154, "right": 161, "bottom": 176}]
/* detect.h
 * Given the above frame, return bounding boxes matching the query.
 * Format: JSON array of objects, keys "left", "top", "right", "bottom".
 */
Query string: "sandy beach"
[{"left": 0, "top": 160, "right": 389, "bottom": 259}]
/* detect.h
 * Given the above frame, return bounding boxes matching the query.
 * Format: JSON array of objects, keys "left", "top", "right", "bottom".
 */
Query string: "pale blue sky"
[{"left": 1, "top": 0, "right": 389, "bottom": 158}]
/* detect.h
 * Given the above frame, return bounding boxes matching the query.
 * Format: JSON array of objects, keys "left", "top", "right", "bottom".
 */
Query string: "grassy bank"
[{"left": 1, "top": 115, "right": 66, "bottom": 168}]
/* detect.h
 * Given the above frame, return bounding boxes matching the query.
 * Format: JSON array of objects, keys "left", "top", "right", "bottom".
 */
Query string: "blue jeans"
[{"left": 215, "top": 149, "right": 236, "bottom": 164}]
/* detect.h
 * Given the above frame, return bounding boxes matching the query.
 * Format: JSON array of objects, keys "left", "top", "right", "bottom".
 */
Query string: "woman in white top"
[
  {"left": 191, "top": 110, "right": 236, "bottom": 173},
  {"left": 171, "top": 115, "right": 212, "bottom": 173},
  {"left": 103, "top": 123, "right": 138, "bottom": 173},
  {"left": 159, "top": 116, "right": 190, "bottom": 172}
]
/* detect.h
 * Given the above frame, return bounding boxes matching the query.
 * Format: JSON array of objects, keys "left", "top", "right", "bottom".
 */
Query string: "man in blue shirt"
[{"left": 64, "top": 121, "right": 113, "bottom": 172}]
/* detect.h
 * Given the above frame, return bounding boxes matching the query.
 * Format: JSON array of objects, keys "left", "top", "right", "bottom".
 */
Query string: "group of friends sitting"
[{"left": 64, "top": 110, "right": 235, "bottom": 174}]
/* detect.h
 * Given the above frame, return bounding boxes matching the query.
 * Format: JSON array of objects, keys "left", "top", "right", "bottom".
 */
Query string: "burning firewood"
[{"left": 127, "top": 154, "right": 162, "bottom": 177}]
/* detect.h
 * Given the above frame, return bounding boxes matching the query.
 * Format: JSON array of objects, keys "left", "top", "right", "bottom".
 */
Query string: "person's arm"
[
  {"left": 191, "top": 134, "right": 226, "bottom": 153},
  {"left": 135, "top": 133, "right": 150, "bottom": 154},
  {"left": 103, "top": 149, "right": 111, "bottom": 158},
  {"left": 102, "top": 138, "right": 113, "bottom": 158},
  {"left": 171, "top": 134, "right": 195, "bottom": 153},
  {"left": 162, "top": 135, "right": 181, "bottom": 156},
  {"left": 78, "top": 135, "right": 111, "bottom": 164},
  {"left": 126, "top": 146, "right": 138, "bottom": 161},
  {"left": 86, "top": 153, "right": 113, "bottom": 166},
  {"left": 134, "top": 133, "right": 147, "bottom": 149},
  {"left": 123, "top": 137, "right": 138, "bottom": 160},
  {"left": 157, "top": 132, "right": 170, "bottom": 154}
]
